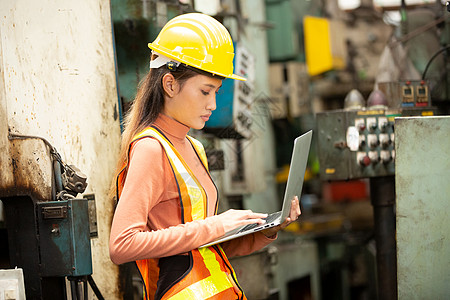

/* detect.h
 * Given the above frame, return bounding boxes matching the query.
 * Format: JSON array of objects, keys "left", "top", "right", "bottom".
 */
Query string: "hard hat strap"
[
  {"left": 149, "top": 51, "right": 181, "bottom": 69},
  {"left": 150, "top": 51, "right": 225, "bottom": 80}
]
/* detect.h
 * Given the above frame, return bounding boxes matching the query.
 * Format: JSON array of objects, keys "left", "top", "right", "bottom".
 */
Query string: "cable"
[
  {"left": 8, "top": 133, "right": 77, "bottom": 173},
  {"left": 87, "top": 275, "right": 105, "bottom": 300},
  {"left": 422, "top": 45, "right": 450, "bottom": 80},
  {"left": 11, "top": 133, "right": 88, "bottom": 197},
  {"left": 8, "top": 133, "right": 59, "bottom": 200}
]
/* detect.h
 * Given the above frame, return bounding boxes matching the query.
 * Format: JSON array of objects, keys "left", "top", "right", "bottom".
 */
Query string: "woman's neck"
[{"left": 153, "top": 113, "right": 190, "bottom": 141}]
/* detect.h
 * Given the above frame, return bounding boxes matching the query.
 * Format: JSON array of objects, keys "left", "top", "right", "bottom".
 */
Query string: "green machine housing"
[{"left": 37, "top": 199, "right": 92, "bottom": 277}]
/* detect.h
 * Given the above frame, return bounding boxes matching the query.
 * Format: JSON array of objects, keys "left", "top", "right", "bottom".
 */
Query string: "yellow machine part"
[{"left": 303, "top": 16, "right": 345, "bottom": 76}]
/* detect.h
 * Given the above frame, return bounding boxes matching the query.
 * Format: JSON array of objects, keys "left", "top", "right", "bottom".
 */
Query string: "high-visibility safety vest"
[{"left": 117, "top": 126, "right": 246, "bottom": 300}]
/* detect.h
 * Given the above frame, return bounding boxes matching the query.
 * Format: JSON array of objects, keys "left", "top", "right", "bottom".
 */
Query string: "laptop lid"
[
  {"left": 279, "top": 130, "right": 312, "bottom": 220},
  {"left": 199, "top": 130, "right": 312, "bottom": 248}
]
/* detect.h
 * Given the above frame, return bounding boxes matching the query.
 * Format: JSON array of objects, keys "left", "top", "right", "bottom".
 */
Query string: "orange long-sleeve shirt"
[{"left": 109, "top": 114, "right": 274, "bottom": 265}]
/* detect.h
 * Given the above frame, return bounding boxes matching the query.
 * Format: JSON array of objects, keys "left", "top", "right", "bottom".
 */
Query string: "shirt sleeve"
[
  {"left": 109, "top": 138, "right": 227, "bottom": 265},
  {"left": 220, "top": 231, "right": 277, "bottom": 258}
]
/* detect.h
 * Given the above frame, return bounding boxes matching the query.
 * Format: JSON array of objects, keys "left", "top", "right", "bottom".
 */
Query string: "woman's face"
[{"left": 163, "top": 73, "right": 222, "bottom": 130}]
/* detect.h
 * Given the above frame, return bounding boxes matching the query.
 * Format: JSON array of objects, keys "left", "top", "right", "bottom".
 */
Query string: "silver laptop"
[{"left": 200, "top": 130, "right": 312, "bottom": 248}]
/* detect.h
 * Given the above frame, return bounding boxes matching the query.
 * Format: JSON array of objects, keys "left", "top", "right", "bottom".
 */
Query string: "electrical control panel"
[
  {"left": 378, "top": 80, "right": 432, "bottom": 108},
  {"left": 317, "top": 106, "right": 437, "bottom": 181},
  {"left": 399, "top": 80, "right": 431, "bottom": 108},
  {"left": 37, "top": 199, "right": 92, "bottom": 277}
]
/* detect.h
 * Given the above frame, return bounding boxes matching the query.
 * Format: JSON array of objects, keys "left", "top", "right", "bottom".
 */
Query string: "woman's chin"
[{"left": 192, "top": 123, "right": 206, "bottom": 130}]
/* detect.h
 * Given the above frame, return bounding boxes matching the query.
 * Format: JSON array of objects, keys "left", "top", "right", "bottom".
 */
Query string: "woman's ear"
[{"left": 162, "top": 73, "right": 179, "bottom": 98}]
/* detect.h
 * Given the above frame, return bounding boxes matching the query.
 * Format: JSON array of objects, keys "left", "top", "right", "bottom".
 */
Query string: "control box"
[
  {"left": 317, "top": 107, "right": 437, "bottom": 180},
  {"left": 399, "top": 80, "right": 430, "bottom": 108},
  {"left": 37, "top": 199, "right": 92, "bottom": 277},
  {"left": 378, "top": 80, "right": 432, "bottom": 108}
]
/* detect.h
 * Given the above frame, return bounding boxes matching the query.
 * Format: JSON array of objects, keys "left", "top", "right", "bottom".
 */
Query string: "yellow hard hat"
[{"left": 148, "top": 13, "right": 246, "bottom": 81}]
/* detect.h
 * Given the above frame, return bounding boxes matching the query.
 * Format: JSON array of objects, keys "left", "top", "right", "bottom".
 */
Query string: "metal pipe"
[
  {"left": 76, "top": 280, "right": 83, "bottom": 300},
  {"left": 370, "top": 176, "right": 397, "bottom": 300},
  {"left": 83, "top": 279, "right": 88, "bottom": 300},
  {"left": 54, "top": 160, "right": 63, "bottom": 193},
  {"left": 70, "top": 280, "right": 77, "bottom": 300}
]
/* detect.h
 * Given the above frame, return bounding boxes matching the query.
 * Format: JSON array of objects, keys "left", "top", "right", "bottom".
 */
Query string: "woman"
[{"left": 109, "top": 13, "right": 301, "bottom": 300}]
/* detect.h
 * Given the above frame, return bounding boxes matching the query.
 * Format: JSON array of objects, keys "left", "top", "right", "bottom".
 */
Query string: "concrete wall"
[
  {"left": 395, "top": 116, "right": 450, "bottom": 299},
  {"left": 0, "top": 1, "right": 122, "bottom": 298}
]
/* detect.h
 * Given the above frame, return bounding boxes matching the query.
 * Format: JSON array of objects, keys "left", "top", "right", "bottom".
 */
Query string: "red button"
[{"left": 360, "top": 155, "right": 371, "bottom": 167}]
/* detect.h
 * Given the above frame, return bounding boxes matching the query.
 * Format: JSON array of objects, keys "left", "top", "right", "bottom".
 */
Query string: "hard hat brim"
[
  {"left": 228, "top": 74, "right": 246, "bottom": 81},
  {"left": 148, "top": 43, "right": 246, "bottom": 81}
]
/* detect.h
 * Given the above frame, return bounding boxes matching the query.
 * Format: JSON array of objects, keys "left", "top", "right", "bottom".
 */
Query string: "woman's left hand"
[{"left": 261, "top": 196, "right": 301, "bottom": 238}]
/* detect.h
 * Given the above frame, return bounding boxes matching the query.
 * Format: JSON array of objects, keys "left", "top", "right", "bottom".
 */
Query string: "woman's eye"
[{"left": 201, "top": 90, "right": 210, "bottom": 96}]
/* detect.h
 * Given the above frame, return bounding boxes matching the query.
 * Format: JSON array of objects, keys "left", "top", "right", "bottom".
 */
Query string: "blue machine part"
[
  {"left": 205, "top": 41, "right": 238, "bottom": 129},
  {"left": 205, "top": 76, "right": 235, "bottom": 128},
  {"left": 204, "top": 42, "right": 254, "bottom": 140},
  {"left": 37, "top": 199, "right": 92, "bottom": 277}
]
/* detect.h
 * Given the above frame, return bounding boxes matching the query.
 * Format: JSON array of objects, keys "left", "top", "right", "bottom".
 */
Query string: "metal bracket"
[{"left": 41, "top": 206, "right": 68, "bottom": 219}]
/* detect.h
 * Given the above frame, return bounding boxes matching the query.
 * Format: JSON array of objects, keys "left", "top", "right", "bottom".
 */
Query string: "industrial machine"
[
  {"left": 317, "top": 81, "right": 437, "bottom": 181},
  {"left": 1, "top": 134, "right": 101, "bottom": 300},
  {"left": 316, "top": 79, "right": 441, "bottom": 300}
]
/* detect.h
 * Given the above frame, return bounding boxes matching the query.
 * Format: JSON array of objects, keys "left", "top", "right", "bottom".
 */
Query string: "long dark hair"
[{"left": 110, "top": 60, "right": 200, "bottom": 198}]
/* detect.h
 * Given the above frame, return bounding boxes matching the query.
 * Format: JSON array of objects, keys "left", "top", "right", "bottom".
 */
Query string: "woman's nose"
[{"left": 207, "top": 95, "right": 216, "bottom": 111}]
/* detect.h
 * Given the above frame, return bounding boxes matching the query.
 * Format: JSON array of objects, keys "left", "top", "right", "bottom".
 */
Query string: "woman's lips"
[{"left": 201, "top": 114, "right": 211, "bottom": 122}]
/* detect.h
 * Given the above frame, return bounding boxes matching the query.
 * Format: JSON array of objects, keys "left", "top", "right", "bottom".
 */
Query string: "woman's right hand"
[{"left": 215, "top": 209, "right": 268, "bottom": 233}]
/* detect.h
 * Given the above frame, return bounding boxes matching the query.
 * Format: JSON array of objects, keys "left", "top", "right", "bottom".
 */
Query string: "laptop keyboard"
[{"left": 236, "top": 211, "right": 281, "bottom": 234}]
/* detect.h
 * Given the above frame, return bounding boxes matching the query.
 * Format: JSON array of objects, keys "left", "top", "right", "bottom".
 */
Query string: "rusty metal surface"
[
  {"left": 1, "top": 1, "right": 122, "bottom": 299},
  {"left": 0, "top": 138, "right": 53, "bottom": 201},
  {"left": 0, "top": 28, "right": 14, "bottom": 193},
  {"left": 0, "top": 40, "right": 51, "bottom": 200}
]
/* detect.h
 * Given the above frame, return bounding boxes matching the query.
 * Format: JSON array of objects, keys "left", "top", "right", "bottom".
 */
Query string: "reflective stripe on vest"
[{"left": 117, "top": 126, "right": 245, "bottom": 300}]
